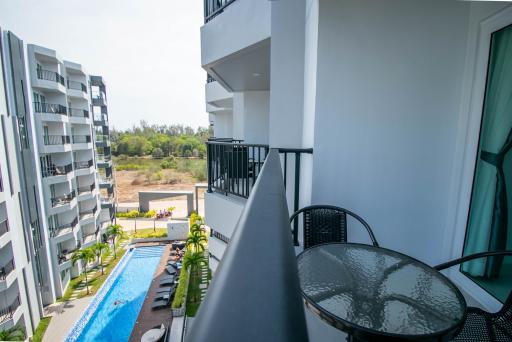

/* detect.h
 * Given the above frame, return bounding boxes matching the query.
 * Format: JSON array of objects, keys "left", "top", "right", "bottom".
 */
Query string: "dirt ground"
[{"left": 115, "top": 170, "right": 204, "bottom": 203}]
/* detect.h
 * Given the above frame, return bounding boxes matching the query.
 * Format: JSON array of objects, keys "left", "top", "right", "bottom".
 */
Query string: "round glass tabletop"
[{"left": 297, "top": 243, "right": 466, "bottom": 339}]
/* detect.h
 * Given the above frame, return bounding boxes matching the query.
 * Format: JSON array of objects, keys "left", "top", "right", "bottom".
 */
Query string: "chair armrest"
[{"left": 434, "top": 250, "right": 512, "bottom": 271}]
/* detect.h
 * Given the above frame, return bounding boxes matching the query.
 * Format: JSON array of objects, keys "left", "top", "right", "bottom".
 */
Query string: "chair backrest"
[{"left": 290, "top": 205, "right": 379, "bottom": 249}]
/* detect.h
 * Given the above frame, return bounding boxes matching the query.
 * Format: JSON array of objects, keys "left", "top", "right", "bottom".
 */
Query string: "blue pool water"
[{"left": 66, "top": 246, "right": 164, "bottom": 342}]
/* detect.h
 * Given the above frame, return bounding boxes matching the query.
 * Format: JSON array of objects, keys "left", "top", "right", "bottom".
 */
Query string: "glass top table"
[{"left": 297, "top": 243, "right": 467, "bottom": 341}]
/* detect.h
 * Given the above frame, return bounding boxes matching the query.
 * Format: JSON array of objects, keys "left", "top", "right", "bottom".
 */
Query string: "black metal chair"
[
  {"left": 434, "top": 250, "right": 512, "bottom": 342},
  {"left": 289, "top": 205, "right": 379, "bottom": 249}
]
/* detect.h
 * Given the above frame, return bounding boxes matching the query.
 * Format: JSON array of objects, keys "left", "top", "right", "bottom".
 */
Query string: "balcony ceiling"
[{"left": 207, "top": 39, "right": 270, "bottom": 92}]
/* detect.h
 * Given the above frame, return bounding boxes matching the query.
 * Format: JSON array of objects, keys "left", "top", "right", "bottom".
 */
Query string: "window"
[{"left": 462, "top": 24, "right": 512, "bottom": 303}]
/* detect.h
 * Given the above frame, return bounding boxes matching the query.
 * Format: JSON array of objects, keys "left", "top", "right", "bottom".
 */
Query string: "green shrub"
[
  {"left": 161, "top": 159, "right": 177, "bottom": 169},
  {"left": 144, "top": 210, "right": 157, "bottom": 218},
  {"left": 152, "top": 147, "right": 164, "bottom": 159},
  {"left": 116, "top": 164, "right": 144, "bottom": 171},
  {"left": 126, "top": 210, "right": 141, "bottom": 218},
  {"left": 172, "top": 263, "right": 189, "bottom": 309}
]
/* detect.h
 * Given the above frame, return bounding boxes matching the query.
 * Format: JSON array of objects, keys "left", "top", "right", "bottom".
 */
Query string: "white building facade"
[
  {"left": 201, "top": 1, "right": 512, "bottom": 339},
  {"left": 0, "top": 27, "right": 115, "bottom": 338}
]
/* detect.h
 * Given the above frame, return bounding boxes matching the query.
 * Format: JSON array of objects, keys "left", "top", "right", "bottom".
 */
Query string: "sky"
[{"left": 0, "top": 0, "right": 208, "bottom": 131}]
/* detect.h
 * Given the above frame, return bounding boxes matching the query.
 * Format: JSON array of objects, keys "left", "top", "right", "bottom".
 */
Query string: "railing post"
[
  {"left": 293, "top": 152, "right": 301, "bottom": 246},
  {"left": 207, "top": 143, "right": 212, "bottom": 193}
]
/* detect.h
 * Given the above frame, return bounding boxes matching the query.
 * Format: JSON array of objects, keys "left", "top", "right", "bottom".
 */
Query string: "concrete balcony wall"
[
  {"left": 204, "top": 192, "right": 244, "bottom": 240},
  {"left": 232, "top": 91, "right": 269, "bottom": 144},
  {"left": 201, "top": 0, "right": 271, "bottom": 67}
]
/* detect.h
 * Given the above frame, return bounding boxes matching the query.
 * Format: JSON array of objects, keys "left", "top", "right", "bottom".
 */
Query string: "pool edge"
[{"left": 64, "top": 248, "right": 135, "bottom": 342}]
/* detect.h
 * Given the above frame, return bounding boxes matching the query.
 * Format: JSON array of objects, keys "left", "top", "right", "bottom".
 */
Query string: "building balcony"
[
  {"left": 81, "top": 233, "right": 97, "bottom": 248},
  {"left": 34, "top": 102, "right": 68, "bottom": 122},
  {"left": 91, "top": 90, "right": 107, "bottom": 106},
  {"left": 100, "top": 196, "right": 114, "bottom": 209},
  {"left": 77, "top": 183, "right": 96, "bottom": 198},
  {"left": 0, "top": 259, "right": 16, "bottom": 292},
  {"left": 95, "top": 136, "right": 111, "bottom": 148},
  {"left": 74, "top": 160, "right": 94, "bottom": 176},
  {"left": 68, "top": 108, "right": 90, "bottom": 124},
  {"left": 37, "top": 68, "right": 65, "bottom": 86},
  {"left": 71, "top": 135, "right": 92, "bottom": 150},
  {"left": 51, "top": 190, "right": 76, "bottom": 208},
  {"left": 67, "top": 79, "right": 87, "bottom": 92},
  {"left": 99, "top": 175, "right": 114, "bottom": 189},
  {"left": 79, "top": 205, "right": 98, "bottom": 225},
  {"left": 42, "top": 134, "right": 70, "bottom": 147},
  {"left": 57, "top": 248, "right": 78, "bottom": 271},
  {"left": 0, "top": 296, "right": 21, "bottom": 326},
  {"left": 0, "top": 219, "right": 9, "bottom": 239},
  {"left": 41, "top": 163, "right": 73, "bottom": 179},
  {"left": 201, "top": 0, "right": 270, "bottom": 91},
  {"left": 50, "top": 217, "right": 78, "bottom": 240}
]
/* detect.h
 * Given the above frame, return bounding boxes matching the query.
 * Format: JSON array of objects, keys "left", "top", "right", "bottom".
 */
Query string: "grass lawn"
[
  {"left": 130, "top": 228, "right": 167, "bottom": 239},
  {"left": 59, "top": 242, "right": 128, "bottom": 302},
  {"left": 31, "top": 317, "right": 51, "bottom": 342}
]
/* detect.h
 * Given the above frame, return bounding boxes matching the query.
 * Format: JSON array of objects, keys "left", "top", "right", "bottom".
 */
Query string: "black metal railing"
[
  {"left": 207, "top": 141, "right": 269, "bottom": 198},
  {"left": 51, "top": 190, "right": 76, "bottom": 207},
  {"left": 211, "top": 229, "right": 230, "bottom": 244},
  {"left": 78, "top": 183, "right": 95, "bottom": 195},
  {"left": 41, "top": 163, "right": 73, "bottom": 178},
  {"left": 0, "top": 296, "right": 21, "bottom": 324},
  {"left": 0, "top": 219, "right": 9, "bottom": 237},
  {"left": 50, "top": 216, "right": 79, "bottom": 237},
  {"left": 34, "top": 102, "right": 67, "bottom": 115},
  {"left": 43, "top": 135, "right": 70, "bottom": 146},
  {"left": 72, "top": 135, "right": 91, "bottom": 144},
  {"left": 208, "top": 137, "right": 243, "bottom": 143},
  {"left": 74, "top": 159, "right": 93, "bottom": 170},
  {"left": 188, "top": 150, "right": 309, "bottom": 341},
  {"left": 58, "top": 248, "right": 78, "bottom": 264},
  {"left": 69, "top": 108, "right": 89, "bottom": 118},
  {"left": 37, "top": 68, "right": 65, "bottom": 86},
  {"left": 207, "top": 74, "right": 216, "bottom": 83},
  {"left": 67, "top": 80, "right": 87, "bottom": 93},
  {"left": 0, "top": 260, "right": 15, "bottom": 280},
  {"left": 204, "top": 0, "right": 238, "bottom": 23}
]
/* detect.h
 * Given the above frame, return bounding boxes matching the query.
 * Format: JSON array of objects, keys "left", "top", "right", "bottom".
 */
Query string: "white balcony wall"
[
  {"left": 232, "top": 91, "right": 269, "bottom": 144},
  {"left": 269, "top": 0, "right": 306, "bottom": 148},
  {"left": 211, "top": 112, "right": 233, "bottom": 139},
  {"left": 204, "top": 192, "right": 244, "bottom": 240},
  {"left": 299, "top": 0, "right": 511, "bottom": 311},
  {"left": 201, "top": 0, "right": 271, "bottom": 67}
]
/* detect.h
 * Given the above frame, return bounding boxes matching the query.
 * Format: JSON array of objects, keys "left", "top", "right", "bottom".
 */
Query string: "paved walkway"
[{"left": 43, "top": 297, "right": 93, "bottom": 342}]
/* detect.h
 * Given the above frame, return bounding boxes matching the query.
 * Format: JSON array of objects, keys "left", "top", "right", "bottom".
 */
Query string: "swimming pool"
[{"left": 66, "top": 246, "right": 164, "bottom": 342}]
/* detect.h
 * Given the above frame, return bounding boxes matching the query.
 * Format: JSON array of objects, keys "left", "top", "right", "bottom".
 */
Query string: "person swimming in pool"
[{"left": 113, "top": 300, "right": 125, "bottom": 306}]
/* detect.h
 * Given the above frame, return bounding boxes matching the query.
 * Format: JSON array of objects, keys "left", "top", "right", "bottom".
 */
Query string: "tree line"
[{"left": 111, "top": 121, "right": 211, "bottom": 158}]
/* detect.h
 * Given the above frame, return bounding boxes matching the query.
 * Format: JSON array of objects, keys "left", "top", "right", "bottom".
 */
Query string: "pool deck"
[
  {"left": 129, "top": 242, "right": 174, "bottom": 341},
  {"left": 43, "top": 297, "right": 93, "bottom": 342}
]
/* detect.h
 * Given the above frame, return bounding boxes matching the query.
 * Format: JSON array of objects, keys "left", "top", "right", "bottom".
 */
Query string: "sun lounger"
[
  {"left": 166, "top": 266, "right": 177, "bottom": 275},
  {"left": 156, "top": 284, "right": 176, "bottom": 293},
  {"left": 160, "top": 278, "right": 178, "bottom": 286},
  {"left": 152, "top": 298, "right": 171, "bottom": 310}
]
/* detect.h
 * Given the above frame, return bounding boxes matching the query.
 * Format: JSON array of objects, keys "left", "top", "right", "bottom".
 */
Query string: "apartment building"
[
  {"left": 0, "top": 29, "right": 42, "bottom": 337},
  {"left": 198, "top": 1, "right": 512, "bottom": 340},
  {"left": 0, "top": 27, "right": 115, "bottom": 340},
  {"left": 90, "top": 75, "right": 115, "bottom": 235}
]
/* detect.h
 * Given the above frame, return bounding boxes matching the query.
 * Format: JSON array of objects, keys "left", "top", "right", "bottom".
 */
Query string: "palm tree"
[
  {"left": 0, "top": 326, "right": 25, "bottom": 341},
  {"left": 71, "top": 248, "right": 95, "bottom": 294},
  {"left": 186, "top": 231, "right": 208, "bottom": 252},
  {"left": 91, "top": 242, "right": 109, "bottom": 275},
  {"left": 183, "top": 251, "right": 207, "bottom": 301},
  {"left": 189, "top": 222, "right": 206, "bottom": 235},
  {"left": 106, "top": 224, "right": 125, "bottom": 259}
]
